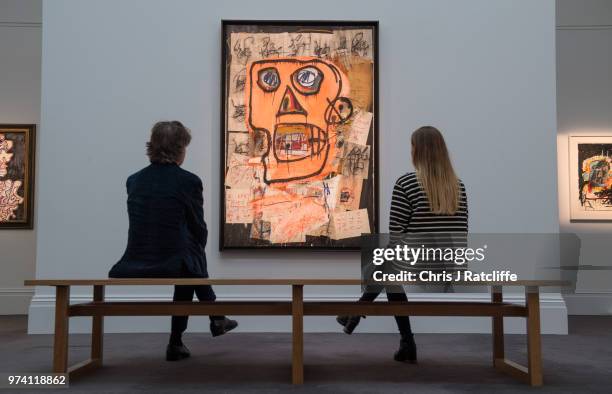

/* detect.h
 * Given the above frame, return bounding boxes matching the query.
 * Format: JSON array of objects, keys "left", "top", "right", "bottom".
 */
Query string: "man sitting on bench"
[{"left": 109, "top": 121, "right": 238, "bottom": 361}]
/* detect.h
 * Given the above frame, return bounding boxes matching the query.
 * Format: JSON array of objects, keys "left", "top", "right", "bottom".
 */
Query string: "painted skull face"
[{"left": 246, "top": 57, "right": 352, "bottom": 184}]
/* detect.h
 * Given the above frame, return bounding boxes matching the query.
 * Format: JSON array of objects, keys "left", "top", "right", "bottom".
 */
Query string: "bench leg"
[
  {"left": 292, "top": 284, "right": 304, "bottom": 385},
  {"left": 491, "top": 285, "right": 504, "bottom": 364},
  {"left": 91, "top": 285, "right": 105, "bottom": 362},
  {"left": 526, "top": 287, "right": 543, "bottom": 386},
  {"left": 53, "top": 286, "right": 70, "bottom": 373},
  {"left": 493, "top": 286, "right": 543, "bottom": 386},
  {"left": 63, "top": 285, "right": 104, "bottom": 379}
]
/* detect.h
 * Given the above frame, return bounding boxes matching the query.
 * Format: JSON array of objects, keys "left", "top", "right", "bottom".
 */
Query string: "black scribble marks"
[
  {"left": 314, "top": 40, "right": 331, "bottom": 59},
  {"left": 253, "top": 130, "right": 267, "bottom": 155},
  {"left": 333, "top": 35, "right": 351, "bottom": 63},
  {"left": 250, "top": 217, "right": 271, "bottom": 241},
  {"left": 233, "top": 36, "right": 254, "bottom": 65},
  {"left": 339, "top": 189, "right": 352, "bottom": 203},
  {"left": 344, "top": 145, "right": 370, "bottom": 176},
  {"left": 596, "top": 189, "right": 612, "bottom": 207},
  {"left": 231, "top": 99, "right": 246, "bottom": 122},
  {"left": 338, "top": 35, "right": 348, "bottom": 51},
  {"left": 232, "top": 140, "right": 249, "bottom": 155},
  {"left": 260, "top": 37, "right": 283, "bottom": 58},
  {"left": 233, "top": 68, "right": 246, "bottom": 92},
  {"left": 288, "top": 34, "right": 311, "bottom": 56},
  {"left": 351, "top": 33, "right": 370, "bottom": 57}
]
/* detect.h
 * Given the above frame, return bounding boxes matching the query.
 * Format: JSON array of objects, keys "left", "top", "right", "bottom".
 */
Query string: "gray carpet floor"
[{"left": 1, "top": 316, "right": 611, "bottom": 393}]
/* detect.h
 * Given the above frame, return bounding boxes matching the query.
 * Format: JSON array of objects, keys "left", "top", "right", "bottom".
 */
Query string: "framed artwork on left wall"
[
  {"left": 0, "top": 124, "right": 35, "bottom": 229},
  {"left": 569, "top": 135, "right": 612, "bottom": 221}
]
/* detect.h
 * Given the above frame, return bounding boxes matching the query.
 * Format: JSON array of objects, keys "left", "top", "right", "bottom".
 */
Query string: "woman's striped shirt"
[{"left": 389, "top": 172, "right": 468, "bottom": 234}]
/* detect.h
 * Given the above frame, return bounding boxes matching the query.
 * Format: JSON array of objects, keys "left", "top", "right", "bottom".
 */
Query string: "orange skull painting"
[
  {"left": 222, "top": 23, "right": 377, "bottom": 248},
  {"left": 246, "top": 58, "right": 352, "bottom": 184}
]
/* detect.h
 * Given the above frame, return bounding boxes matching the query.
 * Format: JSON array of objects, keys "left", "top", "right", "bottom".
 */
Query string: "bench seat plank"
[{"left": 25, "top": 278, "right": 568, "bottom": 287}]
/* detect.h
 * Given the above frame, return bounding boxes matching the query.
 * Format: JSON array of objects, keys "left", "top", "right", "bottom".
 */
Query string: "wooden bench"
[{"left": 24, "top": 279, "right": 566, "bottom": 386}]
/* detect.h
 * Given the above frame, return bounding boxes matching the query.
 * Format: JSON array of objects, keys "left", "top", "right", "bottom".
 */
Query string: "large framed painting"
[
  {"left": 0, "top": 124, "right": 35, "bottom": 229},
  {"left": 220, "top": 20, "right": 379, "bottom": 249},
  {"left": 569, "top": 135, "right": 612, "bottom": 220}
]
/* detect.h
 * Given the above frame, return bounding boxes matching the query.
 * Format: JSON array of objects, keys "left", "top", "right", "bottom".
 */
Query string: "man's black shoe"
[
  {"left": 210, "top": 317, "right": 238, "bottom": 337},
  {"left": 166, "top": 344, "right": 191, "bottom": 361}
]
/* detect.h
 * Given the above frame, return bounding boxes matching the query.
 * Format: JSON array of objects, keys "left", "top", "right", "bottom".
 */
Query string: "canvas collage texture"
[{"left": 221, "top": 22, "right": 378, "bottom": 249}]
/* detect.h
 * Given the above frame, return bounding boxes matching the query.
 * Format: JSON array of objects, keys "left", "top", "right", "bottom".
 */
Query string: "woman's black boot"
[
  {"left": 394, "top": 334, "right": 417, "bottom": 363},
  {"left": 336, "top": 315, "right": 364, "bottom": 334}
]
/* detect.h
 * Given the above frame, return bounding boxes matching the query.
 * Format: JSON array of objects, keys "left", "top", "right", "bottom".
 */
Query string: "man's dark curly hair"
[{"left": 146, "top": 121, "right": 192, "bottom": 164}]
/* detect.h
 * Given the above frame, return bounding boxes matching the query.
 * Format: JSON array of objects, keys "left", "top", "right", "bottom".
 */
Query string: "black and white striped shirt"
[{"left": 389, "top": 172, "right": 468, "bottom": 234}]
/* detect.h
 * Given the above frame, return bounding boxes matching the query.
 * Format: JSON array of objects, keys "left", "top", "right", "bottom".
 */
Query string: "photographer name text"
[{"left": 372, "top": 270, "right": 518, "bottom": 282}]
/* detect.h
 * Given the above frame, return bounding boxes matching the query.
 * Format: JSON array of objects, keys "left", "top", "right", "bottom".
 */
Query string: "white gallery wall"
[
  {"left": 556, "top": 0, "right": 612, "bottom": 314},
  {"left": 0, "top": 0, "right": 41, "bottom": 314},
  {"left": 30, "top": 0, "right": 564, "bottom": 333}
]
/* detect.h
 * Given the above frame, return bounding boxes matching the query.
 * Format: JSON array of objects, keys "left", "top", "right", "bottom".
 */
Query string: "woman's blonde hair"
[{"left": 411, "top": 126, "right": 459, "bottom": 215}]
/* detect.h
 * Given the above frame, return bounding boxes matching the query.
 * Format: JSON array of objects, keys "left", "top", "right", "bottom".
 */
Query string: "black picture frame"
[
  {"left": 0, "top": 124, "right": 36, "bottom": 229},
  {"left": 220, "top": 20, "right": 379, "bottom": 250}
]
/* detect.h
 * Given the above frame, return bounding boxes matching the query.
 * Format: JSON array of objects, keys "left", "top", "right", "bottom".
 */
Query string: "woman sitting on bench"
[
  {"left": 337, "top": 126, "right": 469, "bottom": 364},
  {"left": 109, "top": 121, "right": 238, "bottom": 361}
]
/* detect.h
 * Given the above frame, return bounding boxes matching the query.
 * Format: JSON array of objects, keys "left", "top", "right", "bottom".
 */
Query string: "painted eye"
[
  {"left": 257, "top": 67, "right": 280, "bottom": 92},
  {"left": 292, "top": 66, "right": 323, "bottom": 93},
  {"left": 296, "top": 68, "right": 320, "bottom": 87}
]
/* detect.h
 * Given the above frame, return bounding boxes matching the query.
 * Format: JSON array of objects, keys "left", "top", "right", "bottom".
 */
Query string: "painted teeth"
[
  {"left": 276, "top": 133, "right": 309, "bottom": 157},
  {"left": 274, "top": 124, "right": 327, "bottom": 160}
]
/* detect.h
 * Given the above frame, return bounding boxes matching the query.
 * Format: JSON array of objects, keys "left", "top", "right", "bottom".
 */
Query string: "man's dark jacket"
[{"left": 109, "top": 163, "right": 209, "bottom": 278}]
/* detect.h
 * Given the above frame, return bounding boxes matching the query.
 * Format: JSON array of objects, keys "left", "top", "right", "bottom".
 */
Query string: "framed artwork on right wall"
[{"left": 569, "top": 135, "right": 612, "bottom": 220}]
